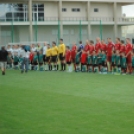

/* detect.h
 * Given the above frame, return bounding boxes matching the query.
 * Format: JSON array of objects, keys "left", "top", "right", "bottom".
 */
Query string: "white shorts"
[{"left": 0, "top": 62, "right": 7, "bottom": 68}]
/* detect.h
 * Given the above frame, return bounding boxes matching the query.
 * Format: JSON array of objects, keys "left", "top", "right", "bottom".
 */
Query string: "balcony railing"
[
  {"left": 0, "top": 17, "right": 134, "bottom": 23},
  {"left": 118, "top": 17, "right": 134, "bottom": 22},
  {"left": 0, "top": 17, "right": 29, "bottom": 22}
]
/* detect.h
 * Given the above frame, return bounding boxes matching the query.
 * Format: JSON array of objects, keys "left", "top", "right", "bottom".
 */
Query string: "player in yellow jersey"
[
  {"left": 51, "top": 41, "right": 59, "bottom": 71},
  {"left": 46, "top": 44, "right": 52, "bottom": 71},
  {"left": 58, "top": 39, "right": 66, "bottom": 71}
]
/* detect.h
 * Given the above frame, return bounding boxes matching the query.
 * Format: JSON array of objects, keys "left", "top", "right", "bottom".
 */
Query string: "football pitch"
[{"left": 0, "top": 70, "right": 134, "bottom": 134}]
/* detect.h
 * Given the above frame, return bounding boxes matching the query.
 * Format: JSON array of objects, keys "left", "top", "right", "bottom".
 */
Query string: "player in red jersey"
[
  {"left": 101, "top": 40, "right": 107, "bottom": 52},
  {"left": 115, "top": 38, "right": 121, "bottom": 53},
  {"left": 95, "top": 37, "right": 101, "bottom": 55},
  {"left": 29, "top": 51, "right": 34, "bottom": 70},
  {"left": 114, "top": 38, "right": 121, "bottom": 73},
  {"left": 80, "top": 40, "right": 89, "bottom": 72},
  {"left": 71, "top": 43, "right": 77, "bottom": 71},
  {"left": 120, "top": 40, "right": 126, "bottom": 55},
  {"left": 88, "top": 40, "right": 95, "bottom": 72},
  {"left": 95, "top": 37, "right": 101, "bottom": 71},
  {"left": 107, "top": 38, "right": 115, "bottom": 72},
  {"left": 81, "top": 40, "right": 90, "bottom": 71},
  {"left": 133, "top": 44, "right": 134, "bottom": 52},
  {"left": 126, "top": 38, "right": 133, "bottom": 74},
  {"left": 84, "top": 40, "right": 90, "bottom": 53},
  {"left": 65, "top": 46, "right": 72, "bottom": 72},
  {"left": 119, "top": 40, "right": 126, "bottom": 73},
  {"left": 81, "top": 50, "right": 87, "bottom": 72},
  {"left": 89, "top": 40, "right": 95, "bottom": 56}
]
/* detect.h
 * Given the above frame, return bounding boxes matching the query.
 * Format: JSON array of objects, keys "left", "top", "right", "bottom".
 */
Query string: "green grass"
[{"left": 0, "top": 70, "right": 134, "bottom": 134}]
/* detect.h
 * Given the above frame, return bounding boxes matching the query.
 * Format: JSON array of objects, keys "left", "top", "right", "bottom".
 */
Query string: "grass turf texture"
[{"left": 0, "top": 70, "right": 134, "bottom": 134}]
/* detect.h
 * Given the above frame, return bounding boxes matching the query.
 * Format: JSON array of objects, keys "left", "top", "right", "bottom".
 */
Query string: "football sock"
[
  {"left": 63, "top": 64, "right": 66, "bottom": 71},
  {"left": 57, "top": 65, "right": 59, "bottom": 70},
  {"left": 54, "top": 65, "right": 56, "bottom": 70},
  {"left": 48, "top": 65, "right": 51, "bottom": 70},
  {"left": 61, "top": 63, "right": 63, "bottom": 70},
  {"left": 50, "top": 65, "right": 52, "bottom": 70}
]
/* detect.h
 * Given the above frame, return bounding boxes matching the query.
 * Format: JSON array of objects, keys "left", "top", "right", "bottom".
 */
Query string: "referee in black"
[{"left": 0, "top": 46, "right": 8, "bottom": 75}]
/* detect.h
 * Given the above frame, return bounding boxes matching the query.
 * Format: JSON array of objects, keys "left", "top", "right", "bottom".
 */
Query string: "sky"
[{"left": 122, "top": 5, "right": 134, "bottom": 17}]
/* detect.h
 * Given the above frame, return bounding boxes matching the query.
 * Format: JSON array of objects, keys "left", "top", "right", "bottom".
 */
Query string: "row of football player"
[
  {"left": 6, "top": 47, "right": 134, "bottom": 75},
  {"left": 5, "top": 37, "right": 134, "bottom": 74}
]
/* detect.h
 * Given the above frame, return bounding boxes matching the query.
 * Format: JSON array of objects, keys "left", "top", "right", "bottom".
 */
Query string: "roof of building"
[{"left": 1, "top": 0, "right": 134, "bottom": 4}]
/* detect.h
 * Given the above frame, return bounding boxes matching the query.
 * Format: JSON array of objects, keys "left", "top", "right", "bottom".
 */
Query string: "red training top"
[
  {"left": 115, "top": 43, "right": 121, "bottom": 51},
  {"left": 119, "top": 45, "right": 126, "bottom": 54},
  {"left": 66, "top": 50, "right": 71, "bottom": 62},
  {"left": 71, "top": 45, "right": 77, "bottom": 59},
  {"left": 95, "top": 43, "right": 101, "bottom": 54},
  {"left": 84, "top": 44, "right": 90, "bottom": 52},
  {"left": 29, "top": 52, "right": 34, "bottom": 61},
  {"left": 101, "top": 44, "right": 107, "bottom": 52},
  {"left": 126, "top": 43, "right": 132, "bottom": 56},
  {"left": 107, "top": 42, "right": 115, "bottom": 56},
  {"left": 81, "top": 52, "right": 87, "bottom": 64},
  {"left": 89, "top": 45, "right": 95, "bottom": 55}
]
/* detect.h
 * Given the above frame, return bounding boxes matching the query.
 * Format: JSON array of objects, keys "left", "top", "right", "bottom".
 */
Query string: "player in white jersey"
[
  {"left": 31, "top": 44, "right": 37, "bottom": 52},
  {"left": 11, "top": 45, "right": 16, "bottom": 57},
  {"left": 18, "top": 45, "right": 23, "bottom": 56},
  {"left": 6, "top": 45, "right": 13, "bottom": 54},
  {"left": 13, "top": 45, "right": 19, "bottom": 56}
]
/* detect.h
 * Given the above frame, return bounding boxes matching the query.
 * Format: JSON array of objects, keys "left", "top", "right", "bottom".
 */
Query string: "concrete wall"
[
  {"left": 44, "top": 2, "right": 58, "bottom": 18},
  {"left": 117, "top": 3, "right": 122, "bottom": 17},
  {"left": 62, "top": 2, "right": 86, "bottom": 18},
  {"left": 90, "top": 3, "right": 113, "bottom": 18},
  {"left": 90, "top": 3, "right": 122, "bottom": 18},
  {"left": 43, "top": 2, "right": 122, "bottom": 19}
]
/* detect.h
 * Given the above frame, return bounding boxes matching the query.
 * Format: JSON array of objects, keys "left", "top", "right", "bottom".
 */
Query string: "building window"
[
  {"left": 77, "top": 8, "right": 80, "bottom": 12},
  {"left": 32, "top": 4, "right": 44, "bottom": 21},
  {"left": 94, "top": 8, "right": 99, "bottom": 12},
  {"left": 62, "top": 8, "right": 67, "bottom": 12},
  {"left": 72, "top": 8, "right": 80, "bottom": 12}
]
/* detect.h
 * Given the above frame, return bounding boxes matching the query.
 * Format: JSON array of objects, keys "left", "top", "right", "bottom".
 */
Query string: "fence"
[
  {"left": 1, "top": 17, "right": 134, "bottom": 22},
  {"left": 0, "top": 20, "right": 103, "bottom": 46}
]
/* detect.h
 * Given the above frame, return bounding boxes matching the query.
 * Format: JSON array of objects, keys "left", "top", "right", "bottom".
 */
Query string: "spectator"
[{"left": 20, "top": 45, "right": 30, "bottom": 73}]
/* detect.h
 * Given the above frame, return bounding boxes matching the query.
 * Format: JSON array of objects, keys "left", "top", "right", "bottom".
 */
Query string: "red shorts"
[
  {"left": 81, "top": 60, "right": 87, "bottom": 64},
  {"left": 126, "top": 55, "right": 132, "bottom": 64},
  {"left": 71, "top": 58, "right": 75, "bottom": 63},
  {"left": 107, "top": 56, "right": 112, "bottom": 62},
  {"left": 81, "top": 57, "right": 87, "bottom": 64},
  {"left": 71, "top": 53, "right": 76, "bottom": 61}
]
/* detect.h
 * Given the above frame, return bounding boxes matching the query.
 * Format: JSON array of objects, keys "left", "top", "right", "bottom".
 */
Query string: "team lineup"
[{"left": 0, "top": 37, "right": 134, "bottom": 75}]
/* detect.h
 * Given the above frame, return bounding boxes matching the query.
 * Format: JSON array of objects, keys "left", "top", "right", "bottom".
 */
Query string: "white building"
[{"left": 0, "top": 0, "right": 134, "bottom": 46}]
